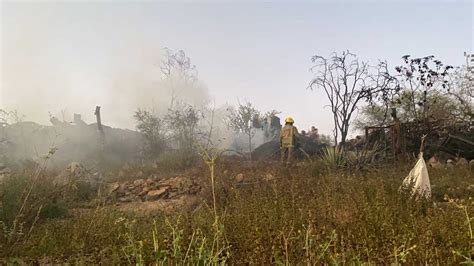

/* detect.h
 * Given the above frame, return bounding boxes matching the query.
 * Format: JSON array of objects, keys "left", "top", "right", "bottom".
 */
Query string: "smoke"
[
  {"left": 0, "top": 2, "right": 274, "bottom": 164},
  {"left": 1, "top": 2, "right": 211, "bottom": 129}
]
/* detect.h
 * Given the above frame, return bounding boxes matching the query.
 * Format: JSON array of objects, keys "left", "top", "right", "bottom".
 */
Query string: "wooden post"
[
  {"left": 94, "top": 106, "right": 103, "bottom": 132},
  {"left": 94, "top": 106, "right": 105, "bottom": 150}
]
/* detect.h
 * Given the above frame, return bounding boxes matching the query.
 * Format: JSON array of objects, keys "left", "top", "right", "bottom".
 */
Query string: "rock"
[
  {"left": 235, "top": 173, "right": 245, "bottom": 183},
  {"left": 108, "top": 175, "right": 200, "bottom": 204},
  {"left": 139, "top": 186, "right": 152, "bottom": 197},
  {"left": 133, "top": 179, "right": 145, "bottom": 186},
  {"left": 118, "top": 196, "right": 134, "bottom": 203},
  {"left": 132, "top": 186, "right": 143, "bottom": 194},
  {"left": 159, "top": 176, "right": 184, "bottom": 188},
  {"left": 456, "top": 157, "right": 468, "bottom": 166},
  {"left": 427, "top": 156, "right": 442, "bottom": 168},
  {"left": 446, "top": 159, "right": 455, "bottom": 169},
  {"left": 145, "top": 178, "right": 154, "bottom": 185},
  {"left": 110, "top": 183, "right": 120, "bottom": 193},
  {"left": 146, "top": 187, "right": 169, "bottom": 201},
  {"left": 167, "top": 191, "right": 178, "bottom": 199},
  {"left": 263, "top": 173, "right": 276, "bottom": 181}
]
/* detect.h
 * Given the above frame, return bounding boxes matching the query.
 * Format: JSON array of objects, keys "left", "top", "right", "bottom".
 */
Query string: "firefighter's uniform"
[{"left": 280, "top": 117, "right": 299, "bottom": 164}]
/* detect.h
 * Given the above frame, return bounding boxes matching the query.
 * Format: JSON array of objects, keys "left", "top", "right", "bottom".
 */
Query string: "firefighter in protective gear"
[{"left": 280, "top": 117, "right": 299, "bottom": 164}]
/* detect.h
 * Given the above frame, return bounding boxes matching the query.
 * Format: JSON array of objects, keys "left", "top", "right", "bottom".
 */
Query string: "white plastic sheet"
[{"left": 402, "top": 152, "right": 431, "bottom": 198}]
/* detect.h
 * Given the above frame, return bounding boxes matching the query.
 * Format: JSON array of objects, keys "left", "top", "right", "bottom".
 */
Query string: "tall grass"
[{"left": 0, "top": 159, "right": 472, "bottom": 264}]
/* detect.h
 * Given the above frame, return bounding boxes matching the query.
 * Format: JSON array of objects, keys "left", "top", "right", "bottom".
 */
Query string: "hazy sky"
[{"left": 1, "top": 0, "right": 472, "bottom": 135}]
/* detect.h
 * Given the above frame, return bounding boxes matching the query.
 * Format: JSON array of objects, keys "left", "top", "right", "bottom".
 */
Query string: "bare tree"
[
  {"left": 225, "top": 101, "right": 261, "bottom": 160},
  {"left": 308, "top": 51, "right": 396, "bottom": 147},
  {"left": 0, "top": 109, "right": 24, "bottom": 126},
  {"left": 160, "top": 48, "right": 198, "bottom": 108}
]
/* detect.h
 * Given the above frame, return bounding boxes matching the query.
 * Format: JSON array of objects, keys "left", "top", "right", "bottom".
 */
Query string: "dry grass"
[{"left": 0, "top": 158, "right": 473, "bottom": 264}]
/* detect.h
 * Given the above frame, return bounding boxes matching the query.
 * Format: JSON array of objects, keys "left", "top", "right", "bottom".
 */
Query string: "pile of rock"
[{"left": 110, "top": 176, "right": 201, "bottom": 203}]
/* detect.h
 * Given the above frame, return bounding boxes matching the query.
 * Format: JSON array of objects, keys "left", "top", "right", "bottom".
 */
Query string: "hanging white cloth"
[{"left": 402, "top": 152, "right": 431, "bottom": 198}]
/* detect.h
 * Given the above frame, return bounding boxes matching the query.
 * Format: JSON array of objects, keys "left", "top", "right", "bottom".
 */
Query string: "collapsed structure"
[
  {"left": 0, "top": 113, "right": 142, "bottom": 167},
  {"left": 362, "top": 112, "right": 473, "bottom": 161}
]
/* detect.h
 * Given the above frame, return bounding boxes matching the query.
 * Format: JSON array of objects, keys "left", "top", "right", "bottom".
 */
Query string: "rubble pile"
[
  {"left": 0, "top": 120, "right": 142, "bottom": 167},
  {"left": 110, "top": 176, "right": 201, "bottom": 203}
]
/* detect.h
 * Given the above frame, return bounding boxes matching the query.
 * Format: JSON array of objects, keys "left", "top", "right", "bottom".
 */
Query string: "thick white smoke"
[{"left": 1, "top": 2, "right": 211, "bottom": 129}]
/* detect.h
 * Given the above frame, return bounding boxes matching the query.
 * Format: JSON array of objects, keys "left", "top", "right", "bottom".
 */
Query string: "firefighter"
[
  {"left": 309, "top": 126, "right": 320, "bottom": 142},
  {"left": 280, "top": 117, "right": 299, "bottom": 165}
]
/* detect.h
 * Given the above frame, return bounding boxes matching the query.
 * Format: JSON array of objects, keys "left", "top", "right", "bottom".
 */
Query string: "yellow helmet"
[{"left": 285, "top": 117, "right": 294, "bottom": 123}]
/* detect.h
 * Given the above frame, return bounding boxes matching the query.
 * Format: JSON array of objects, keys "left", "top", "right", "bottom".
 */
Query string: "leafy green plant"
[
  {"left": 320, "top": 146, "right": 346, "bottom": 170},
  {"left": 346, "top": 141, "right": 384, "bottom": 170}
]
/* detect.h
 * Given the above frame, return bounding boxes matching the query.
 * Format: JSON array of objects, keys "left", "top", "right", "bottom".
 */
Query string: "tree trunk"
[
  {"left": 94, "top": 106, "right": 106, "bottom": 150},
  {"left": 248, "top": 132, "right": 252, "bottom": 160}
]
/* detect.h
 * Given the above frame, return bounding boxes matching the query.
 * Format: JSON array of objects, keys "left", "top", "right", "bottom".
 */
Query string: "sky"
[{"left": 1, "top": 0, "right": 472, "bottom": 136}]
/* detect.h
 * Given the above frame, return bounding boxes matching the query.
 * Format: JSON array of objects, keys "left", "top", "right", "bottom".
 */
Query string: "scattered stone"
[
  {"left": 110, "top": 183, "right": 120, "bottom": 192},
  {"left": 110, "top": 175, "right": 200, "bottom": 204},
  {"left": 235, "top": 173, "right": 245, "bottom": 183},
  {"left": 146, "top": 187, "right": 169, "bottom": 200},
  {"left": 427, "top": 156, "right": 442, "bottom": 168},
  {"left": 263, "top": 173, "right": 276, "bottom": 181},
  {"left": 133, "top": 179, "right": 145, "bottom": 186},
  {"left": 159, "top": 176, "right": 183, "bottom": 188},
  {"left": 145, "top": 178, "right": 154, "bottom": 185},
  {"left": 446, "top": 159, "right": 455, "bottom": 169},
  {"left": 456, "top": 157, "right": 468, "bottom": 166},
  {"left": 118, "top": 196, "right": 134, "bottom": 203},
  {"left": 167, "top": 191, "right": 178, "bottom": 199}
]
